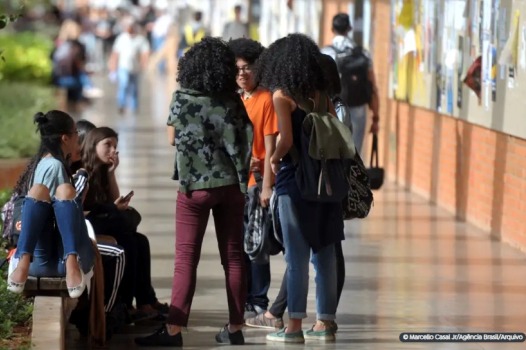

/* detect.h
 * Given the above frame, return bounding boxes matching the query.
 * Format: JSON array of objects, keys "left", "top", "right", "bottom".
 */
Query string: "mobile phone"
[{"left": 122, "top": 190, "right": 134, "bottom": 201}]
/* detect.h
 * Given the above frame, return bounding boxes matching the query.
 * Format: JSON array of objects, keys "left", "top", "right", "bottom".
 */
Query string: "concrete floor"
[{"left": 65, "top": 75, "right": 526, "bottom": 349}]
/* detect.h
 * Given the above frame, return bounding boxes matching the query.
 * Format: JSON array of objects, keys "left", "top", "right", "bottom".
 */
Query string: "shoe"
[
  {"left": 327, "top": 320, "right": 338, "bottom": 333},
  {"left": 245, "top": 313, "right": 284, "bottom": 329},
  {"left": 304, "top": 326, "right": 336, "bottom": 341},
  {"left": 7, "top": 256, "right": 26, "bottom": 294},
  {"left": 67, "top": 261, "right": 87, "bottom": 299},
  {"left": 7, "top": 277, "right": 26, "bottom": 294},
  {"left": 135, "top": 325, "right": 183, "bottom": 347},
  {"left": 243, "top": 303, "right": 264, "bottom": 319},
  {"left": 266, "top": 328, "right": 305, "bottom": 343},
  {"left": 82, "top": 87, "right": 104, "bottom": 99},
  {"left": 128, "top": 309, "right": 160, "bottom": 324},
  {"left": 152, "top": 301, "right": 170, "bottom": 316},
  {"left": 215, "top": 324, "right": 245, "bottom": 345}
]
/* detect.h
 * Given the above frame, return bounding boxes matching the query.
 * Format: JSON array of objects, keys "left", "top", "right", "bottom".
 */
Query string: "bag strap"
[
  {"left": 370, "top": 134, "right": 379, "bottom": 168},
  {"left": 253, "top": 170, "right": 263, "bottom": 191}
]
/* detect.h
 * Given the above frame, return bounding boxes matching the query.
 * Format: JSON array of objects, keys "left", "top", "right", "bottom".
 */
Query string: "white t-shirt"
[{"left": 112, "top": 32, "right": 150, "bottom": 73}]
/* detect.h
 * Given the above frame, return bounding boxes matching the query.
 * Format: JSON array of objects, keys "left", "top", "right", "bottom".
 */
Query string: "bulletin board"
[{"left": 389, "top": 0, "right": 526, "bottom": 140}]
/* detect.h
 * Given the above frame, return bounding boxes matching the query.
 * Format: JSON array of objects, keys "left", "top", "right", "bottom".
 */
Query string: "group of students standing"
[
  {"left": 4, "top": 11, "right": 379, "bottom": 347},
  {"left": 135, "top": 12, "right": 380, "bottom": 347}
]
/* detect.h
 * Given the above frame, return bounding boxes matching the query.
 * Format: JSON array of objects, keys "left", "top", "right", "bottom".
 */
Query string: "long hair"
[
  {"left": 257, "top": 33, "right": 326, "bottom": 100},
  {"left": 14, "top": 110, "right": 75, "bottom": 195},
  {"left": 81, "top": 127, "right": 118, "bottom": 205}
]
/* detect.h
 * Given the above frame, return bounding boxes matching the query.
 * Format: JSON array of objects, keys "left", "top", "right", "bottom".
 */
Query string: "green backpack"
[{"left": 291, "top": 92, "right": 356, "bottom": 202}]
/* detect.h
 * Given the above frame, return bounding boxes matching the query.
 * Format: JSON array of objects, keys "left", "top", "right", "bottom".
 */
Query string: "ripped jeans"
[{"left": 14, "top": 196, "right": 95, "bottom": 276}]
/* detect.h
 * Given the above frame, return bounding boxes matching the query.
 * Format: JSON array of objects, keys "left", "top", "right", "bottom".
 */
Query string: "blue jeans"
[
  {"left": 15, "top": 197, "right": 95, "bottom": 276},
  {"left": 278, "top": 195, "right": 337, "bottom": 320},
  {"left": 246, "top": 257, "right": 270, "bottom": 310},
  {"left": 349, "top": 105, "right": 367, "bottom": 154},
  {"left": 117, "top": 69, "right": 139, "bottom": 111},
  {"left": 152, "top": 35, "right": 166, "bottom": 73}
]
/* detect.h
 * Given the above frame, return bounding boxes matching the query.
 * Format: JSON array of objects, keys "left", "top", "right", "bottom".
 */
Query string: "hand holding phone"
[{"left": 122, "top": 190, "right": 134, "bottom": 201}]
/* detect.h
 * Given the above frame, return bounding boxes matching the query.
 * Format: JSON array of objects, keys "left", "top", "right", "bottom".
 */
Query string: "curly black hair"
[
  {"left": 319, "top": 53, "right": 341, "bottom": 97},
  {"left": 257, "top": 33, "right": 326, "bottom": 99},
  {"left": 227, "top": 38, "right": 264, "bottom": 64},
  {"left": 177, "top": 37, "right": 238, "bottom": 94}
]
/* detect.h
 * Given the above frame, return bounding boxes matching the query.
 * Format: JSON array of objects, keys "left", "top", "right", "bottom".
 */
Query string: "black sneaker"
[
  {"left": 243, "top": 303, "right": 264, "bottom": 319},
  {"left": 215, "top": 324, "right": 245, "bottom": 345},
  {"left": 135, "top": 325, "right": 183, "bottom": 347}
]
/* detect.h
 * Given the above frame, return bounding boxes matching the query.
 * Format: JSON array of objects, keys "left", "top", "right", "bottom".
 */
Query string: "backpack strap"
[{"left": 288, "top": 91, "right": 330, "bottom": 166}]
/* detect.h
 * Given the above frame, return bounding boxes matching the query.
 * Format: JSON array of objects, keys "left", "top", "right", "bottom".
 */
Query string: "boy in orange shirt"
[{"left": 228, "top": 38, "right": 280, "bottom": 327}]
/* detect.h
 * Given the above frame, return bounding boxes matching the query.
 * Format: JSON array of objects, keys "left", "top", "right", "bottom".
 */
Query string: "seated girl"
[
  {"left": 80, "top": 126, "right": 166, "bottom": 320},
  {"left": 7, "top": 110, "right": 95, "bottom": 299}
]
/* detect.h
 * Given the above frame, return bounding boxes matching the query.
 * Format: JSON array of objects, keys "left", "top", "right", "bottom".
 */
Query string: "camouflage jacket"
[{"left": 167, "top": 88, "right": 253, "bottom": 193}]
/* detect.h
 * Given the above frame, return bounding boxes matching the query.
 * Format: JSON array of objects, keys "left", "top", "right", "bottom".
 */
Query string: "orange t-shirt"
[{"left": 242, "top": 89, "right": 279, "bottom": 187}]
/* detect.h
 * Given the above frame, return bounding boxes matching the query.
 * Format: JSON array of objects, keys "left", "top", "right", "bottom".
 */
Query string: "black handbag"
[
  {"left": 368, "top": 134, "right": 385, "bottom": 190},
  {"left": 342, "top": 151, "right": 373, "bottom": 220}
]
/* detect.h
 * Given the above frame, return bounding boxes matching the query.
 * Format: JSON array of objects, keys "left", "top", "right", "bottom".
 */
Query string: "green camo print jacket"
[{"left": 167, "top": 88, "right": 253, "bottom": 193}]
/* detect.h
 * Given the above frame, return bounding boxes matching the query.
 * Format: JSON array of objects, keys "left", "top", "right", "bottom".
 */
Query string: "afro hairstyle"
[
  {"left": 256, "top": 33, "right": 326, "bottom": 99},
  {"left": 177, "top": 37, "right": 238, "bottom": 94},
  {"left": 228, "top": 38, "right": 265, "bottom": 64}
]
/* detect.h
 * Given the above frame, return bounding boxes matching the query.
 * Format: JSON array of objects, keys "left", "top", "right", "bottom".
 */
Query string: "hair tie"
[{"left": 34, "top": 112, "right": 48, "bottom": 125}]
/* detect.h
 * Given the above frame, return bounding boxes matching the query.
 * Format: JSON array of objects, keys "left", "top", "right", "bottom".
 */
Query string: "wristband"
[{"left": 372, "top": 115, "right": 380, "bottom": 122}]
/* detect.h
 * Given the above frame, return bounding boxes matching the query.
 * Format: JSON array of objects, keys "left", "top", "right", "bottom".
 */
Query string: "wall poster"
[{"left": 389, "top": 0, "right": 526, "bottom": 140}]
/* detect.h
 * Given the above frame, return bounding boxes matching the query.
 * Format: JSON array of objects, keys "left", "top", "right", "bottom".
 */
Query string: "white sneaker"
[{"left": 83, "top": 87, "right": 104, "bottom": 99}]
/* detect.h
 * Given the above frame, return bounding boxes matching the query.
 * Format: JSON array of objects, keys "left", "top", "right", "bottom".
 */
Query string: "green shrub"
[
  {"left": 0, "top": 81, "right": 56, "bottom": 158},
  {"left": 0, "top": 31, "right": 53, "bottom": 84},
  {"left": 0, "top": 188, "right": 11, "bottom": 233},
  {"left": 0, "top": 190, "right": 33, "bottom": 341}
]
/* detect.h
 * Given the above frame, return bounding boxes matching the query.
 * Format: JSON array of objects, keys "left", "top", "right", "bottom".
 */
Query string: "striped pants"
[{"left": 97, "top": 242, "right": 125, "bottom": 312}]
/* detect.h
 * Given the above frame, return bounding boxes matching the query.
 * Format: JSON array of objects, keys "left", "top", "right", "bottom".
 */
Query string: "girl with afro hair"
[
  {"left": 258, "top": 33, "right": 344, "bottom": 343},
  {"left": 135, "top": 37, "right": 253, "bottom": 347}
]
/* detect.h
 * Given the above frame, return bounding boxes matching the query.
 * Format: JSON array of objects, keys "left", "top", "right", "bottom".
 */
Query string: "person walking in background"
[
  {"left": 321, "top": 13, "right": 380, "bottom": 154},
  {"left": 150, "top": 5, "right": 173, "bottom": 73},
  {"left": 257, "top": 33, "right": 343, "bottom": 343},
  {"left": 228, "top": 37, "right": 280, "bottom": 328},
  {"left": 177, "top": 11, "right": 208, "bottom": 58},
  {"left": 222, "top": 5, "right": 249, "bottom": 40},
  {"left": 108, "top": 17, "right": 150, "bottom": 114},
  {"left": 135, "top": 37, "right": 252, "bottom": 348}
]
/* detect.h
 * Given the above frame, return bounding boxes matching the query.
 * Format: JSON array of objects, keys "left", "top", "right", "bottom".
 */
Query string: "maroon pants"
[{"left": 167, "top": 185, "right": 247, "bottom": 326}]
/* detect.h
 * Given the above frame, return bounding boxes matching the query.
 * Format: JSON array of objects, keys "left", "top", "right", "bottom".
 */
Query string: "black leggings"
[{"left": 88, "top": 214, "right": 157, "bottom": 308}]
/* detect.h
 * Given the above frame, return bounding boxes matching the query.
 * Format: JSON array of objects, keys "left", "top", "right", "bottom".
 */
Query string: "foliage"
[
  {"left": 0, "top": 190, "right": 33, "bottom": 342},
  {"left": 0, "top": 81, "right": 56, "bottom": 158},
  {"left": 0, "top": 1, "right": 24, "bottom": 61},
  {"left": 0, "top": 32, "right": 53, "bottom": 83}
]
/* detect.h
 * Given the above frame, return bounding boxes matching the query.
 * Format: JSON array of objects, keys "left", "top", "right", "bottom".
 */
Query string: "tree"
[{"left": 0, "top": 6, "right": 23, "bottom": 61}]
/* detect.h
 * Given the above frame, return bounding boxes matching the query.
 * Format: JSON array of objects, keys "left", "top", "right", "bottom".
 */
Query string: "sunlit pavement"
[{"left": 65, "top": 73, "right": 526, "bottom": 349}]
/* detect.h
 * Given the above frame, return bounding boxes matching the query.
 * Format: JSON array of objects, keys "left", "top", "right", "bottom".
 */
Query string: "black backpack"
[
  {"left": 1, "top": 193, "right": 24, "bottom": 249},
  {"left": 244, "top": 172, "right": 282, "bottom": 264},
  {"left": 332, "top": 46, "right": 372, "bottom": 107}
]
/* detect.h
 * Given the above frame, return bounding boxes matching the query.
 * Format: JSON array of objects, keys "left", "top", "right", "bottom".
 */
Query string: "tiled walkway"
[{"left": 66, "top": 75, "right": 526, "bottom": 349}]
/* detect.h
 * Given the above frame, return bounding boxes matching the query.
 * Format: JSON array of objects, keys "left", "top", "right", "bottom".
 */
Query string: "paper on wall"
[
  {"left": 520, "top": 26, "right": 526, "bottom": 70},
  {"left": 498, "top": 10, "right": 520, "bottom": 67}
]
